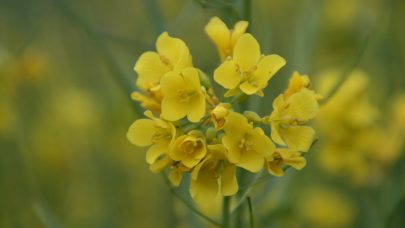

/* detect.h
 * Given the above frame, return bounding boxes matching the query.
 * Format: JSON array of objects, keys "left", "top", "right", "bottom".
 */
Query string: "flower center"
[
  {"left": 181, "top": 139, "right": 203, "bottom": 155},
  {"left": 238, "top": 135, "right": 253, "bottom": 152},
  {"left": 151, "top": 126, "right": 171, "bottom": 143},
  {"left": 272, "top": 152, "right": 283, "bottom": 165},
  {"left": 177, "top": 89, "right": 196, "bottom": 103}
]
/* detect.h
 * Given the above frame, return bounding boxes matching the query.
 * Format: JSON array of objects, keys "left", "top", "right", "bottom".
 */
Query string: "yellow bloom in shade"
[
  {"left": 205, "top": 16, "right": 248, "bottom": 61},
  {"left": 222, "top": 112, "right": 275, "bottom": 172},
  {"left": 190, "top": 144, "right": 238, "bottom": 204},
  {"left": 134, "top": 32, "right": 192, "bottom": 89},
  {"left": 127, "top": 111, "right": 176, "bottom": 172},
  {"left": 169, "top": 130, "right": 207, "bottom": 169},
  {"left": 283, "top": 71, "right": 323, "bottom": 100},
  {"left": 268, "top": 89, "right": 319, "bottom": 152},
  {"left": 169, "top": 161, "right": 190, "bottom": 186},
  {"left": 131, "top": 89, "right": 163, "bottom": 114},
  {"left": 160, "top": 67, "right": 206, "bottom": 122},
  {"left": 214, "top": 33, "right": 286, "bottom": 97},
  {"left": 266, "top": 148, "right": 306, "bottom": 177},
  {"left": 210, "top": 103, "right": 231, "bottom": 130}
]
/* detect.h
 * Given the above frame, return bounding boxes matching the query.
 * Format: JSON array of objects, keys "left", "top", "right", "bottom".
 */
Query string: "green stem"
[
  {"left": 161, "top": 173, "right": 221, "bottom": 227},
  {"left": 222, "top": 196, "right": 231, "bottom": 228},
  {"left": 242, "top": 0, "right": 251, "bottom": 32},
  {"left": 247, "top": 197, "right": 254, "bottom": 228}
]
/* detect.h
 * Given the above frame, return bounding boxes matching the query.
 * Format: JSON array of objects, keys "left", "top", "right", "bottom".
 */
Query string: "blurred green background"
[{"left": 1, "top": 0, "right": 404, "bottom": 227}]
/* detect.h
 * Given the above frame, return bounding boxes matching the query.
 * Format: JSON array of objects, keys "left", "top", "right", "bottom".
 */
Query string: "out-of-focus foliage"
[{"left": 0, "top": 0, "right": 404, "bottom": 227}]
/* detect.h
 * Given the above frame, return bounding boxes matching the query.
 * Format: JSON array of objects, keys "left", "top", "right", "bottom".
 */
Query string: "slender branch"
[
  {"left": 247, "top": 197, "right": 255, "bottom": 228},
  {"left": 242, "top": 0, "right": 251, "bottom": 32},
  {"left": 161, "top": 173, "right": 222, "bottom": 227},
  {"left": 321, "top": 33, "right": 370, "bottom": 104}
]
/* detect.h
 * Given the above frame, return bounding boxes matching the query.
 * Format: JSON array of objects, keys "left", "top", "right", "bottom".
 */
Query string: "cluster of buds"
[{"left": 127, "top": 17, "right": 320, "bottom": 204}]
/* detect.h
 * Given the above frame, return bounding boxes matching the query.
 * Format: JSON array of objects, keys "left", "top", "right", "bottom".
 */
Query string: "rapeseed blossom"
[
  {"left": 205, "top": 17, "right": 248, "bottom": 61},
  {"left": 214, "top": 33, "right": 286, "bottom": 97},
  {"left": 127, "top": 17, "right": 320, "bottom": 204}
]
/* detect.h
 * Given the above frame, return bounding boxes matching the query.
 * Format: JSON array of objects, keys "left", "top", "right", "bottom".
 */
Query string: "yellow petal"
[
  {"left": 182, "top": 67, "right": 201, "bottom": 90},
  {"left": 146, "top": 142, "right": 167, "bottom": 164},
  {"left": 205, "top": 17, "right": 230, "bottom": 52},
  {"left": 237, "top": 150, "right": 264, "bottom": 173},
  {"left": 233, "top": 33, "right": 260, "bottom": 71},
  {"left": 156, "top": 32, "right": 191, "bottom": 70},
  {"left": 160, "top": 98, "right": 188, "bottom": 121},
  {"left": 267, "top": 162, "right": 284, "bottom": 177},
  {"left": 271, "top": 122, "right": 286, "bottom": 146},
  {"left": 127, "top": 119, "right": 155, "bottom": 147},
  {"left": 223, "top": 112, "right": 251, "bottom": 136},
  {"left": 224, "top": 88, "right": 242, "bottom": 97},
  {"left": 230, "top": 21, "right": 249, "bottom": 47},
  {"left": 170, "top": 169, "right": 184, "bottom": 186},
  {"left": 149, "top": 156, "right": 171, "bottom": 173},
  {"left": 220, "top": 165, "right": 238, "bottom": 196},
  {"left": 251, "top": 128, "right": 276, "bottom": 158},
  {"left": 134, "top": 51, "right": 170, "bottom": 87},
  {"left": 187, "top": 95, "right": 206, "bottom": 123},
  {"left": 285, "top": 89, "right": 319, "bottom": 120},
  {"left": 240, "top": 81, "right": 259, "bottom": 95},
  {"left": 284, "top": 156, "right": 307, "bottom": 170},
  {"left": 190, "top": 170, "right": 219, "bottom": 204},
  {"left": 254, "top": 54, "right": 286, "bottom": 85},
  {"left": 160, "top": 72, "right": 184, "bottom": 97},
  {"left": 280, "top": 125, "right": 315, "bottom": 152},
  {"left": 214, "top": 60, "right": 241, "bottom": 89}
]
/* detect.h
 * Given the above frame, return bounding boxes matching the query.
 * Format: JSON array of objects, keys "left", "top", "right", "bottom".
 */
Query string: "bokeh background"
[{"left": 1, "top": 0, "right": 404, "bottom": 227}]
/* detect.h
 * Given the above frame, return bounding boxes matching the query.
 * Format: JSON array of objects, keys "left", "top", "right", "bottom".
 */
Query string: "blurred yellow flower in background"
[{"left": 297, "top": 188, "right": 356, "bottom": 228}]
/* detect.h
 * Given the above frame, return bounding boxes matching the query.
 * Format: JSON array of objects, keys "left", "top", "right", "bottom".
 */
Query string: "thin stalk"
[
  {"left": 222, "top": 196, "right": 231, "bottom": 228},
  {"left": 247, "top": 197, "right": 255, "bottom": 228},
  {"left": 321, "top": 34, "right": 370, "bottom": 104},
  {"left": 161, "top": 173, "right": 221, "bottom": 227}
]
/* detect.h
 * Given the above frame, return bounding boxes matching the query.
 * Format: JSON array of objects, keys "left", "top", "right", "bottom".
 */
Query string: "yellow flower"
[
  {"left": 131, "top": 89, "right": 163, "bottom": 114},
  {"left": 222, "top": 112, "right": 275, "bottom": 172},
  {"left": 297, "top": 188, "right": 356, "bottom": 228},
  {"left": 127, "top": 111, "right": 176, "bottom": 172},
  {"left": 190, "top": 144, "right": 238, "bottom": 204},
  {"left": 265, "top": 148, "right": 306, "bottom": 177},
  {"left": 169, "top": 130, "right": 206, "bottom": 169},
  {"left": 169, "top": 161, "right": 190, "bottom": 186},
  {"left": 210, "top": 103, "right": 231, "bottom": 130},
  {"left": 205, "top": 17, "right": 248, "bottom": 61},
  {"left": 160, "top": 67, "right": 206, "bottom": 122},
  {"left": 283, "top": 71, "right": 322, "bottom": 100},
  {"left": 214, "top": 33, "right": 286, "bottom": 97},
  {"left": 268, "top": 89, "right": 319, "bottom": 152},
  {"left": 134, "top": 32, "right": 192, "bottom": 90}
]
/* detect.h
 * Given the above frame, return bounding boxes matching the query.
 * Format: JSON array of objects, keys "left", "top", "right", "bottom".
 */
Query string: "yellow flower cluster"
[{"left": 127, "top": 17, "right": 320, "bottom": 204}]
